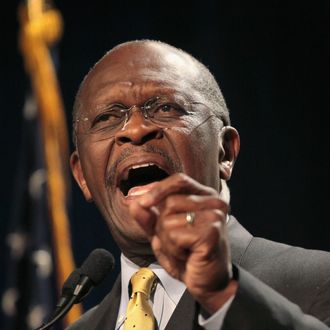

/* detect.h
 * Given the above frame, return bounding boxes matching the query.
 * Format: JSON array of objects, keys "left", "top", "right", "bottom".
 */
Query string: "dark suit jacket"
[{"left": 67, "top": 217, "right": 330, "bottom": 329}]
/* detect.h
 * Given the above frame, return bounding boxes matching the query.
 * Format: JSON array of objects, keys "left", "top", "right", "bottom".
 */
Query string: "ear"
[
  {"left": 70, "top": 150, "right": 93, "bottom": 202},
  {"left": 218, "top": 126, "right": 240, "bottom": 180}
]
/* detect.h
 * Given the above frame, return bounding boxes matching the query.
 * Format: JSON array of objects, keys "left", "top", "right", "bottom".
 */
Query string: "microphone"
[
  {"left": 73, "top": 248, "right": 115, "bottom": 303},
  {"left": 51, "top": 268, "right": 82, "bottom": 318},
  {"left": 35, "top": 248, "right": 115, "bottom": 330}
]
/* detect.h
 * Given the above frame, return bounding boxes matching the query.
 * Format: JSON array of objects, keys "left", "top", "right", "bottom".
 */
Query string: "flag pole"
[{"left": 18, "top": 0, "right": 82, "bottom": 325}]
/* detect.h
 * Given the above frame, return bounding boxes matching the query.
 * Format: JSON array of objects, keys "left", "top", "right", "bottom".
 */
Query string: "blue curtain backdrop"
[{"left": 1, "top": 0, "right": 329, "bottom": 321}]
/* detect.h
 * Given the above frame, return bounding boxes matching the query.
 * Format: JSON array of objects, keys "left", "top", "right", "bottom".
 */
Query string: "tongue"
[{"left": 127, "top": 182, "right": 159, "bottom": 197}]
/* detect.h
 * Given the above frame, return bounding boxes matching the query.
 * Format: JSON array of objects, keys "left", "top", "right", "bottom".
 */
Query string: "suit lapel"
[
  {"left": 164, "top": 290, "right": 203, "bottom": 330},
  {"left": 227, "top": 216, "right": 253, "bottom": 266},
  {"left": 84, "top": 275, "right": 122, "bottom": 330}
]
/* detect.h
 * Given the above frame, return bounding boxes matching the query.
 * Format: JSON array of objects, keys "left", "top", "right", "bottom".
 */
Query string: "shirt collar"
[{"left": 120, "top": 254, "right": 186, "bottom": 305}]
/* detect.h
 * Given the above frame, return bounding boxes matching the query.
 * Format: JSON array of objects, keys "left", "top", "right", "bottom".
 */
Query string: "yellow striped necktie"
[{"left": 124, "top": 268, "right": 157, "bottom": 330}]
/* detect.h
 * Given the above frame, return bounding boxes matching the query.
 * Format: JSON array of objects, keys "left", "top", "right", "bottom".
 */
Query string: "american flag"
[
  {"left": 1, "top": 1, "right": 81, "bottom": 329},
  {"left": 1, "top": 92, "right": 60, "bottom": 330}
]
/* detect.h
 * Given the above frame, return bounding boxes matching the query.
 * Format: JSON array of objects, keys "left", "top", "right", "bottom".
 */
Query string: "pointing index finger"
[{"left": 138, "top": 173, "right": 217, "bottom": 208}]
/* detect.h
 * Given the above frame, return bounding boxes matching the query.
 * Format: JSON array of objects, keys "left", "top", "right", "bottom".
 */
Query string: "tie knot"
[{"left": 130, "top": 268, "right": 156, "bottom": 298}]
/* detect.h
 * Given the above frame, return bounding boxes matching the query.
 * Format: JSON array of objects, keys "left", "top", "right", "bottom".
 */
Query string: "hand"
[{"left": 129, "top": 173, "right": 238, "bottom": 314}]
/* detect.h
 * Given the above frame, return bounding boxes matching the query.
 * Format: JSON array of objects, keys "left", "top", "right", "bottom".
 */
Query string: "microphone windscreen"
[
  {"left": 80, "top": 248, "right": 115, "bottom": 285},
  {"left": 61, "top": 269, "right": 81, "bottom": 295}
]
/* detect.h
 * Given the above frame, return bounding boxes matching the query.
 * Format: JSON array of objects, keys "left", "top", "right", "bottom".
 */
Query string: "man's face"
[{"left": 71, "top": 43, "right": 225, "bottom": 257}]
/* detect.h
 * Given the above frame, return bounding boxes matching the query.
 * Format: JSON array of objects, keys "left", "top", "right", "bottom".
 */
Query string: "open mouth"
[{"left": 119, "top": 164, "right": 169, "bottom": 196}]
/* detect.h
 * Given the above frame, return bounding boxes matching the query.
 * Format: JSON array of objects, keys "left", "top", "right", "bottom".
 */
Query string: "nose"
[{"left": 114, "top": 109, "right": 163, "bottom": 145}]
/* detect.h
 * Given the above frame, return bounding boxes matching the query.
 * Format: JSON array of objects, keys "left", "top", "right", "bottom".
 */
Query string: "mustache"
[{"left": 106, "top": 144, "right": 182, "bottom": 188}]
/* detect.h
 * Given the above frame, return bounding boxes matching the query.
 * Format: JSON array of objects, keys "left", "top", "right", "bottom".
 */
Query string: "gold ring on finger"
[{"left": 186, "top": 211, "right": 196, "bottom": 226}]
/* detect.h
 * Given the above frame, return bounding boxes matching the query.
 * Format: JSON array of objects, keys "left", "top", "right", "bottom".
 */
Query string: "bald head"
[{"left": 73, "top": 40, "right": 230, "bottom": 133}]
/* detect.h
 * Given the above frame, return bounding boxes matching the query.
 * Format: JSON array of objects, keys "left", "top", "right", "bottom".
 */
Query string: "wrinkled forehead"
[{"left": 78, "top": 43, "right": 203, "bottom": 114}]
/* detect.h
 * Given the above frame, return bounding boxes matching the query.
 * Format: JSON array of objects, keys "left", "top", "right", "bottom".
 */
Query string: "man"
[{"left": 68, "top": 40, "right": 330, "bottom": 329}]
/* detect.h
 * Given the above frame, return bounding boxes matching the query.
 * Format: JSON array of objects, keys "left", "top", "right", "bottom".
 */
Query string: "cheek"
[
  {"left": 166, "top": 126, "right": 219, "bottom": 188},
  {"left": 78, "top": 141, "right": 111, "bottom": 195}
]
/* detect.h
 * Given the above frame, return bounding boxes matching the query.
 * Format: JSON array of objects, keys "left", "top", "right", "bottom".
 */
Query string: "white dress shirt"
[{"left": 115, "top": 254, "right": 234, "bottom": 330}]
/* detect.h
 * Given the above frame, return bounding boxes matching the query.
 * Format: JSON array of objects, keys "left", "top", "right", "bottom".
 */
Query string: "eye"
[
  {"left": 157, "top": 103, "right": 187, "bottom": 117},
  {"left": 159, "top": 104, "right": 174, "bottom": 113},
  {"left": 94, "top": 112, "right": 114, "bottom": 123},
  {"left": 150, "top": 99, "right": 188, "bottom": 119},
  {"left": 91, "top": 105, "right": 127, "bottom": 129}
]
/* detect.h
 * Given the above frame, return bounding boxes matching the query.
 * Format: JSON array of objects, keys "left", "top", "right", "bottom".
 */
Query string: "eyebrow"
[{"left": 90, "top": 91, "right": 192, "bottom": 113}]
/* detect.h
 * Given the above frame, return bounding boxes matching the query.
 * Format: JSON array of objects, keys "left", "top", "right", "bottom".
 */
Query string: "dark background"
[{"left": 1, "top": 0, "right": 329, "bottom": 314}]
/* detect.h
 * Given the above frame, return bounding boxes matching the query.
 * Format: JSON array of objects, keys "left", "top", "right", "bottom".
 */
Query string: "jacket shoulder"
[{"left": 66, "top": 306, "right": 98, "bottom": 330}]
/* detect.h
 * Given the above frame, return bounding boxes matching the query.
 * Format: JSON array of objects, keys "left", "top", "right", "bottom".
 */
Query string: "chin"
[
  {"left": 117, "top": 231, "right": 154, "bottom": 262},
  {"left": 107, "top": 218, "right": 150, "bottom": 245}
]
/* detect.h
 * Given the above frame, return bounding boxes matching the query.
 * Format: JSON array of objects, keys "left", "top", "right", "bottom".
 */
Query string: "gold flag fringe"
[{"left": 18, "top": 0, "right": 82, "bottom": 325}]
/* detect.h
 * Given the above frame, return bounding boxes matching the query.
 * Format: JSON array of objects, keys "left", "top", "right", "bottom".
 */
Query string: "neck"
[{"left": 123, "top": 251, "right": 156, "bottom": 267}]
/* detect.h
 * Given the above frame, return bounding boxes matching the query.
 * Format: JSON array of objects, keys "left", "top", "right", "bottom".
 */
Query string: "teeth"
[{"left": 130, "top": 163, "right": 155, "bottom": 170}]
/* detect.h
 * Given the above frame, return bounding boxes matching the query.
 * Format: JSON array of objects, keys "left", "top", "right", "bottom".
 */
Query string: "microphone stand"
[{"left": 35, "top": 295, "right": 77, "bottom": 330}]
